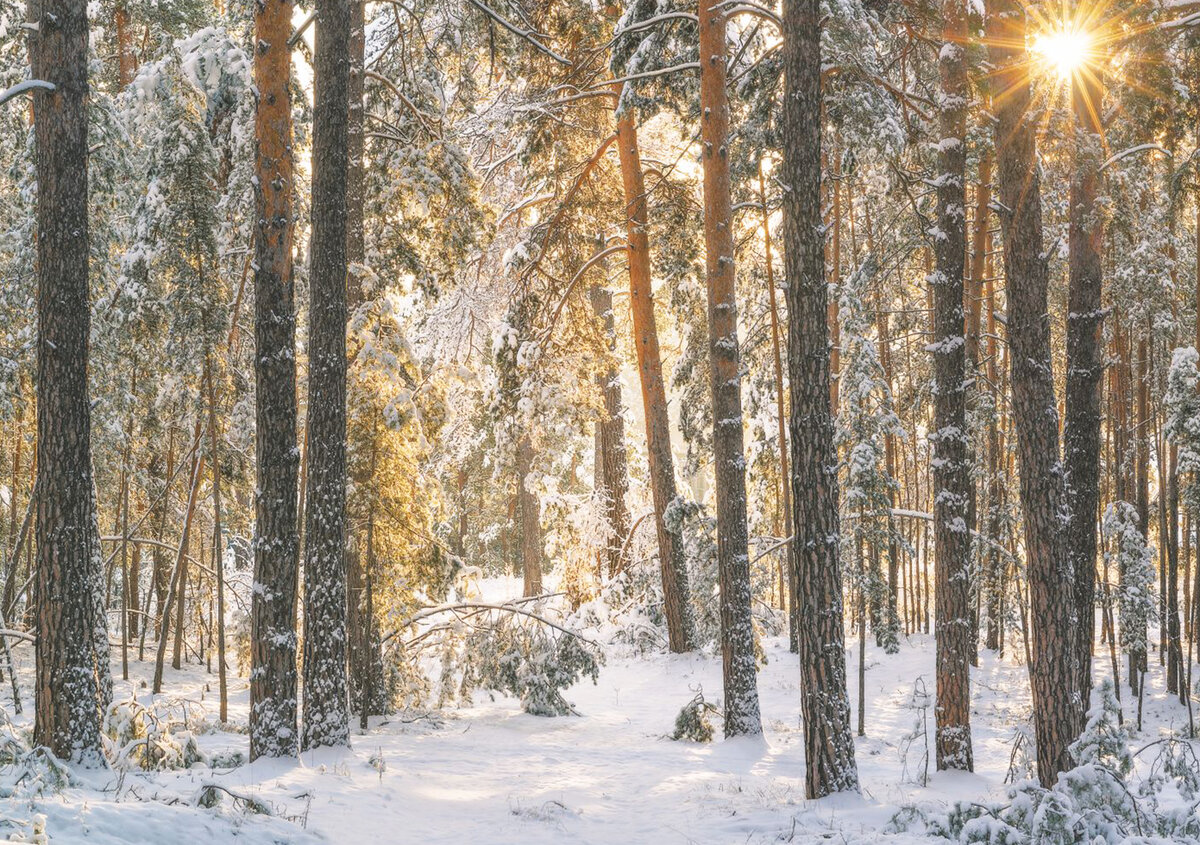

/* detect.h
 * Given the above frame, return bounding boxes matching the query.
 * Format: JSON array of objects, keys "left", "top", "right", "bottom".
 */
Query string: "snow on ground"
[{"left": 0, "top": 577, "right": 1196, "bottom": 844}]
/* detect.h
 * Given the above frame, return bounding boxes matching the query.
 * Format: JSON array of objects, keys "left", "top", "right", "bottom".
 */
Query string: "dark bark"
[
  {"left": 302, "top": 0, "right": 353, "bottom": 751},
  {"left": 931, "top": 0, "right": 973, "bottom": 772},
  {"left": 781, "top": 0, "right": 859, "bottom": 797},
  {"left": 206, "top": 362, "right": 229, "bottom": 724},
  {"left": 30, "top": 0, "right": 110, "bottom": 765},
  {"left": 250, "top": 0, "right": 300, "bottom": 761},
  {"left": 698, "top": 0, "right": 761, "bottom": 738},
  {"left": 346, "top": 0, "right": 365, "bottom": 311},
  {"left": 1064, "top": 64, "right": 1104, "bottom": 727},
  {"left": 989, "top": 0, "right": 1077, "bottom": 786}
]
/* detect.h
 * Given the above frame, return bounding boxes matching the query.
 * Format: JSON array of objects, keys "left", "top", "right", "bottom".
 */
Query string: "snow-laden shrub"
[
  {"left": 568, "top": 568, "right": 672, "bottom": 655},
  {"left": 663, "top": 497, "right": 719, "bottom": 648},
  {"left": 0, "top": 707, "right": 70, "bottom": 800},
  {"left": 671, "top": 691, "right": 718, "bottom": 743},
  {"left": 417, "top": 604, "right": 603, "bottom": 717},
  {"left": 1103, "top": 501, "right": 1157, "bottom": 665},
  {"left": 103, "top": 699, "right": 204, "bottom": 771},
  {"left": 462, "top": 617, "right": 602, "bottom": 716},
  {"left": 888, "top": 680, "right": 1200, "bottom": 843}
]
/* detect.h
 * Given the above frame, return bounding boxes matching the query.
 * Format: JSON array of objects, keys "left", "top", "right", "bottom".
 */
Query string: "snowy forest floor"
[{"left": 1, "top": 578, "right": 1196, "bottom": 844}]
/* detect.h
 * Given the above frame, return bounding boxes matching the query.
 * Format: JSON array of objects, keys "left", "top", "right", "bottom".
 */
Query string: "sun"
[{"left": 1032, "top": 27, "right": 1093, "bottom": 82}]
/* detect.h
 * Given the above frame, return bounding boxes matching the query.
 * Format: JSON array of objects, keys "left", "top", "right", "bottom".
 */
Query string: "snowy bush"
[
  {"left": 103, "top": 699, "right": 204, "bottom": 771},
  {"left": 462, "top": 617, "right": 602, "bottom": 716},
  {"left": 0, "top": 708, "right": 70, "bottom": 800},
  {"left": 889, "top": 678, "right": 1200, "bottom": 843},
  {"left": 410, "top": 603, "right": 603, "bottom": 717},
  {"left": 1102, "top": 502, "right": 1157, "bottom": 664},
  {"left": 663, "top": 496, "right": 719, "bottom": 648},
  {"left": 670, "top": 691, "right": 718, "bottom": 743}
]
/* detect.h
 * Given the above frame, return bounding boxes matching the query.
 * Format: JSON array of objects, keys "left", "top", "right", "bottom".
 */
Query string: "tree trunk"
[
  {"left": 30, "top": 0, "right": 109, "bottom": 765},
  {"left": 760, "top": 163, "right": 798, "bottom": 649},
  {"left": 931, "top": 0, "right": 973, "bottom": 772},
  {"left": 517, "top": 433, "right": 543, "bottom": 597},
  {"left": 611, "top": 83, "right": 693, "bottom": 651},
  {"left": 250, "top": 0, "right": 301, "bottom": 761},
  {"left": 153, "top": 422, "right": 204, "bottom": 694},
  {"left": 1064, "top": 62, "right": 1104, "bottom": 728},
  {"left": 990, "top": 0, "right": 1077, "bottom": 786},
  {"left": 781, "top": 0, "right": 859, "bottom": 798},
  {"left": 301, "top": 0, "right": 352, "bottom": 752},
  {"left": 205, "top": 361, "right": 229, "bottom": 724},
  {"left": 698, "top": 0, "right": 762, "bottom": 738},
  {"left": 346, "top": 0, "right": 366, "bottom": 312},
  {"left": 114, "top": 0, "right": 135, "bottom": 87},
  {"left": 588, "top": 258, "right": 631, "bottom": 578}
]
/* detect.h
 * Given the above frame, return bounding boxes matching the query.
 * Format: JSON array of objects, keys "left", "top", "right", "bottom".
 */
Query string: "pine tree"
[
  {"left": 250, "top": 0, "right": 301, "bottom": 761},
  {"left": 989, "top": 0, "right": 1077, "bottom": 786},
  {"left": 609, "top": 70, "right": 694, "bottom": 650},
  {"left": 781, "top": 0, "right": 858, "bottom": 798},
  {"left": 697, "top": 0, "right": 761, "bottom": 738},
  {"left": 1063, "top": 35, "right": 1105, "bottom": 731},
  {"left": 302, "top": 0, "right": 352, "bottom": 751},
  {"left": 930, "top": 0, "right": 973, "bottom": 773},
  {"left": 29, "top": 0, "right": 111, "bottom": 767}
]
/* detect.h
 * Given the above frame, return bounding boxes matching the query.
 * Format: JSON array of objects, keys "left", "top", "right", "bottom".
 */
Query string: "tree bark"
[
  {"left": 588, "top": 274, "right": 631, "bottom": 578},
  {"left": 931, "top": 0, "right": 973, "bottom": 772},
  {"left": 1064, "top": 62, "right": 1104, "bottom": 728},
  {"left": 250, "top": 0, "right": 301, "bottom": 761},
  {"left": 698, "top": 0, "right": 762, "bottom": 738},
  {"left": 989, "top": 0, "right": 1077, "bottom": 786},
  {"left": 781, "top": 0, "right": 859, "bottom": 798},
  {"left": 205, "top": 361, "right": 229, "bottom": 724},
  {"left": 611, "top": 84, "right": 693, "bottom": 651},
  {"left": 346, "top": 0, "right": 366, "bottom": 312},
  {"left": 30, "top": 0, "right": 110, "bottom": 765},
  {"left": 517, "top": 433, "right": 543, "bottom": 597},
  {"left": 760, "top": 163, "right": 799, "bottom": 647},
  {"left": 302, "top": 0, "right": 353, "bottom": 751}
]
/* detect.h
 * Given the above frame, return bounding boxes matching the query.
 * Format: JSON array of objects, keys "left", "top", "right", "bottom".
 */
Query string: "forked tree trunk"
[
  {"left": 698, "top": 0, "right": 761, "bottom": 738},
  {"left": 781, "top": 0, "right": 859, "bottom": 798},
  {"left": 930, "top": 0, "right": 973, "bottom": 772},
  {"left": 30, "top": 0, "right": 110, "bottom": 765},
  {"left": 611, "top": 83, "right": 693, "bottom": 651},
  {"left": 989, "top": 0, "right": 1077, "bottom": 786},
  {"left": 153, "top": 421, "right": 204, "bottom": 694},
  {"left": 250, "top": 0, "right": 301, "bottom": 761}
]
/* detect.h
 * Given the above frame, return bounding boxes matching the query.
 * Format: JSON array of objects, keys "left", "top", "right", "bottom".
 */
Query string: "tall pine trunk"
[
  {"left": 612, "top": 85, "right": 693, "bottom": 651},
  {"left": 1064, "top": 63, "right": 1104, "bottom": 728},
  {"left": 698, "top": 0, "right": 761, "bottom": 738},
  {"left": 302, "top": 0, "right": 353, "bottom": 751},
  {"left": 30, "top": 0, "right": 110, "bottom": 765},
  {"left": 781, "top": 0, "right": 859, "bottom": 797},
  {"left": 931, "top": 0, "right": 973, "bottom": 772},
  {"left": 990, "top": 0, "right": 1077, "bottom": 786},
  {"left": 250, "top": 0, "right": 301, "bottom": 761}
]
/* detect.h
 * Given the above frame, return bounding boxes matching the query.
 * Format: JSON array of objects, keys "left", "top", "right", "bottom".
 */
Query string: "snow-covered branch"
[{"left": 0, "top": 79, "right": 56, "bottom": 108}]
